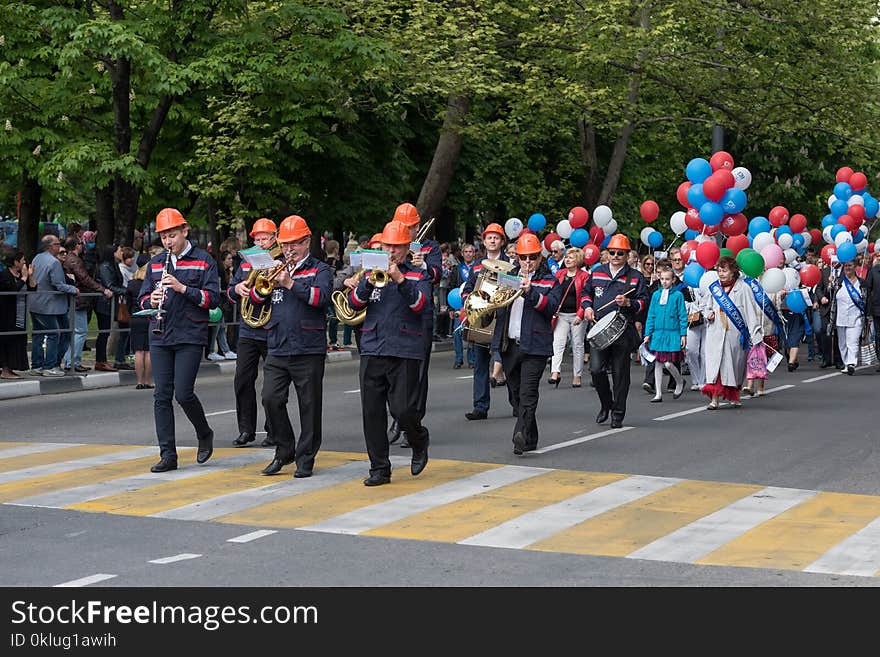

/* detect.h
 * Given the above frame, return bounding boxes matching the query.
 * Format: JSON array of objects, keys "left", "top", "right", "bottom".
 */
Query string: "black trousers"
[
  {"left": 873, "top": 315, "right": 880, "bottom": 362},
  {"left": 261, "top": 353, "right": 325, "bottom": 473},
  {"left": 150, "top": 343, "right": 212, "bottom": 461},
  {"left": 360, "top": 355, "right": 428, "bottom": 477},
  {"left": 589, "top": 331, "right": 636, "bottom": 422},
  {"left": 415, "top": 317, "right": 433, "bottom": 422},
  {"left": 501, "top": 341, "right": 547, "bottom": 449},
  {"left": 819, "top": 315, "right": 843, "bottom": 367},
  {"left": 233, "top": 336, "right": 271, "bottom": 438}
]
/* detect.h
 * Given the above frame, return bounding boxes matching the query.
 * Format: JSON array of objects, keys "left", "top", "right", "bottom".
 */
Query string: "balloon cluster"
[
  {"left": 817, "top": 166, "right": 879, "bottom": 265},
  {"left": 672, "top": 151, "right": 750, "bottom": 237}
]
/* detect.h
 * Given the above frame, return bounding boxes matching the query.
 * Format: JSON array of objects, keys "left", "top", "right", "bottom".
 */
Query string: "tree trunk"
[
  {"left": 416, "top": 94, "right": 470, "bottom": 240},
  {"left": 95, "top": 185, "right": 115, "bottom": 251},
  {"left": 18, "top": 174, "right": 41, "bottom": 261},
  {"left": 577, "top": 118, "right": 601, "bottom": 208}
]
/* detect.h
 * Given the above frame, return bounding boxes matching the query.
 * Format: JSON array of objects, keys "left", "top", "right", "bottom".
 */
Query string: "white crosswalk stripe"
[
  {"left": 804, "top": 516, "right": 880, "bottom": 577},
  {"left": 0, "top": 447, "right": 159, "bottom": 484}
]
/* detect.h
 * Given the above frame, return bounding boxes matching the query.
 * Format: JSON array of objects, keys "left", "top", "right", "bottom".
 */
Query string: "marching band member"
[
  {"left": 247, "top": 216, "right": 332, "bottom": 478},
  {"left": 138, "top": 208, "right": 220, "bottom": 473},
  {"left": 390, "top": 203, "right": 441, "bottom": 448},
  {"left": 579, "top": 233, "right": 648, "bottom": 429},
  {"left": 461, "top": 223, "right": 509, "bottom": 421},
  {"left": 347, "top": 219, "right": 432, "bottom": 486},
  {"left": 492, "top": 232, "right": 562, "bottom": 455},
  {"left": 226, "top": 218, "right": 279, "bottom": 448}
]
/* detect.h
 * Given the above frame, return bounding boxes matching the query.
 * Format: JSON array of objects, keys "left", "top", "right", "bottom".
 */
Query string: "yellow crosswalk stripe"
[
  {"left": 697, "top": 491, "right": 880, "bottom": 571},
  {"left": 0, "top": 444, "right": 139, "bottom": 473}
]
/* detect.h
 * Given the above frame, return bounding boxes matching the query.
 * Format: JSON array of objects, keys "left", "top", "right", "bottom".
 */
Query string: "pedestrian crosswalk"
[{"left": 3, "top": 441, "right": 880, "bottom": 578}]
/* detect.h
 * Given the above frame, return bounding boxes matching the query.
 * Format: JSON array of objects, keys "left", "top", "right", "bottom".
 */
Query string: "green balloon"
[
  {"left": 736, "top": 247, "right": 765, "bottom": 278},
  {"left": 209, "top": 307, "right": 222, "bottom": 323},
  {"left": 719, "top": 248, "right": 734, "bottom": 259}
]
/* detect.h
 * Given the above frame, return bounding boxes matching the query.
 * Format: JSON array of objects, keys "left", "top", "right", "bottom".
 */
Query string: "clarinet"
[{"left": 152, "top": 249, "right": 173, "bottom": 335}]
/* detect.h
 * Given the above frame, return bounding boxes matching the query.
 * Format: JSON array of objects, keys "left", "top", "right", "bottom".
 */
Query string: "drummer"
[{"left": 580, "top": 234, "right": 648, "bottom": 429}]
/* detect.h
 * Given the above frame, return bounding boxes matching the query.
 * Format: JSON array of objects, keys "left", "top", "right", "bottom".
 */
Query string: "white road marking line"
[
  {"left": 301, "top": 465, "right": 549, "bottom": 535},
  {"left": 802, "top": 373, "right": 842, "bottom": 383},
  {"left": 756, "top": 384, "right": 795, "bottom": 395},
  {"left": 227, "top": 530, "right": 278, "bottom": 543},
  {"left": 804, "top": 515, "right": 880, "bottom": 577},
  {"left": 533, "top": 427, "right": 634, "bottom": 453},
  {"left": 344, "top": 389, "right": 360, "bottom": 394},
  {"left": 653, "top": 384, "right": 796, "bottom": 421},
  {"left": 54, "top": 573, "right": 117, "bottom": 587},
  {"left": 0, "top": 443, "right": 85, "bottom": 459},
  {"left": 0, "top": 447, "right": 161, "bottom": 485},
  {"left": 456, "top": 375, "right": 474, "bottom": 379},
  {"left": 628, "top": 486, "right": 817, "bottom": 564},
  {"left": 459, "top": 475, "right": 681, "bottom": 549},
  {"left": 149, "top": 553, "right": 202, "bottom": 564},
  {"left": 205, "top": 409, "right": 236, "bottom": 417}
]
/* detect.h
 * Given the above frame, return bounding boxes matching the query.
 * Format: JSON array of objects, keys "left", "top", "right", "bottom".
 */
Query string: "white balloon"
[
  {"left": 834, "top": 231, "right": 853, "bottom": 247},
  {"left": 875, "top": 239, "right": 880, "bottom": 252},
  {"left": 784, "top": 248, "right": 798, "bottom": 264},
  {"left": 593, "top": 204, "right": 613, "bottom": 227},
  {"left": 640, "top": 227, "right": 654, "bottom": 246},
  {"left": 732, "top": 166, "right": 752, "bottom": 190},
  {"left": 783, "top": 267, "right": 800, "bottom": 291},
  {"left": 670, "top": 211, "right": 688, "bottom": 235},
  {"left": 753, "top": 232, "right": 774, "bottom": 252},
  {"left": 556, "top": 219, "right": 573, "bottom": 239},
  {"left": 541, "top": 246, "right": 550, "bottom": 257},
  {"left": 777, "top": 232, "right": 794, "bottom": 249},
  {"left": 603, "top": 218, "right": 618, "bottom": 236},
  {"left": 800, "top": 231, "right": 812, "bottom": 248},
  {"left": 695, "top": 234, "right": 713, "bottom": 243},
  {"left": 847, "top": 194, "right": 865, "bottom": 207},
  {"left": 856, "top": 239, "right": 868, "bottom": 253},
  {"left": 505, "top": 217, "right": 523, "bottom": 239},
  {"left": 827, "top": 194, "right": 838, "bottom": 210},
  {"left": 760, "top": 268, "right": 786, "bottom": 294},
  {"left": 822, "top": 226, "right": 834, "bottom": 244},
  {"left": 699, "top": 270, "right": 719, "bottom": 295}
]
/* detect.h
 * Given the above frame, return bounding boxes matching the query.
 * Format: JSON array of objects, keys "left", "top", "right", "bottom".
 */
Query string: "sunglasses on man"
[
  {"left": 608, "top": 249, "right": 627, "bottom": 257},
  {"left": 519, "top": 254, "right": 540, "bottom": 261}
]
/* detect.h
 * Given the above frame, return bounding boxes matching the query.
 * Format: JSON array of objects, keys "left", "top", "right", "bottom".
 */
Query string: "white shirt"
[
  {"left": 835, "top": 278, "right": 864, "bottom": 328},
  {"left": 170, "top": 240, "right": 193, "bottom": 267},
  {"left": 507, "top": 296, "right": 525, "bottom": 341}
]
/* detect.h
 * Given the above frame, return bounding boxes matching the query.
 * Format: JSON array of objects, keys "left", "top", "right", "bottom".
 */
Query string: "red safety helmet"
[
  {"left": 277, "top": 215, "right": 311, "bottom": 243},
  {"left": 606, "top": 234, "right": 631, "bottom": 252},
  {"left": 482, "top": 223, "right": 505, "bottom": 240},
  {"left": 381, "top": 220, "right": 412, "bottom": 246},
  {"left": 393, "top": 202, "right": 420, "bottom": 227},
  {"left": 369, "top": 233, "right": 384, "bottom": 247},
  {"left": 515, "top": 233, "right": 542, "bottom": 255},
  {"left": 249, "top": 217, "right": 277, "bottom": 237},
  {"left": 155, "top": 208, "right": 186, "bottom": 233}
]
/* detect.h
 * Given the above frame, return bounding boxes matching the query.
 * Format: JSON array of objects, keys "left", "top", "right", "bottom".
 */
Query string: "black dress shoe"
[
  {"left": 261, "top": 436, "right": 277, "bottom": 447},
  {"left": 150, "top": 458, "right": 177, "bottom": 473},
  {"left": 465, "top": 410, "right": 487, "bottom": 421},
  {"left": 411, "top": 431, "right": 429, "bottom": 476},
  {"left": 196, "top": 431, "right": 214, "bottom": 464},
  {"left": 293, "top": 470, "right": 312, "bottom": 478},
  {"left": 820, "top": 362, "right": 831, "bottom": 369},
  {"left": 847, "top": 364, "right": 855, "bottom": 375},
  {"left": 388, "top": 418, "right": 401, "bottom": 445},
  {"left": 512, "top": 431, "right": 525, "bottom": 455},
  {"left": 363, "top": 473, "right": 391, "bottom": 486},
  {"left": 233, "top": 432, "right": 255, "bottom": 447},
  {"left": 610, "top": 417, "right": 623, "bottom": 429},
  {"left": 595, "top": 408, "right": 610, "bottom": 424},
  {"left": 261, "top": 458, "right": 286, "bottom": 475}
]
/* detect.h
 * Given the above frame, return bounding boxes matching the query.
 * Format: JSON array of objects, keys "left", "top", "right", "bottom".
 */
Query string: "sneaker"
[
  {"left": 642, "top": 382, "right": 654, "bottom": 393},
  {"left": 41, "top": 367, "right": 65, "bottom": 377},
  {"left": 26, "top": 369, "right": 43, "bottom": 377},
  {"left": 690, "top": 384, "right": 701, "bottom": 392},
  {"left": 207, "top": 353, "right": 224, "bottom": 361},
  {"left": 223, "top": 351, "right": 237, "bottom": 360}
]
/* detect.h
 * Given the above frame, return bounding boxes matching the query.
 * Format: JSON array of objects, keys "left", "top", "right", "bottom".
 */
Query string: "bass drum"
[{"left": 587, "top": 310, "right": 629, "bottom": 351}]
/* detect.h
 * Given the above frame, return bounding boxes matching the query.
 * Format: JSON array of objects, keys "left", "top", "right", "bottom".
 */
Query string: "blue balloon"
[
  {"left": 720, "top": 187, "right": 747, "bottom": 214},
  {"left": 830, "top": 199, "right": 848, "bottom": 218},
  {"left": 830, "top": 224, "right": 848, "bottom": 240},
  {"left": 684, "top": 229, "right": 699, "bottom": 241},
  {"left": 833, "top": 182, "right": 853, "bottom": 201},
  {"left": 527, "top": 213, "right": 547, "bottom": 232},
  {"left": 569, "top": 228, "right": 589, "bottom": 248},
  {"left": 791, "top": 233, "right": 804, "bottom": 249},
  {"left": 699, "top": 201, "right": 723, "bottom": 226},
  {"left": 785, "top": 290, "right": 807, "bottom": 314},
  {"left": 775, "top": 225, "right": 792, "bottom": 237},
  {"left": 447, "top": 287, "right": 463, "bottom": 311},
  {"left": 647, "top": 230, "right": 663, "bottom": 248},
  {"left": 821, "top": 213, "right": 837, "bottom": 228},
  {"left": 683, "top": 262, "right": 705, "bottom": 288},
  {"left": 853, "top": 230, "right": 864, "bottom": 244},
  {"left": 601, "top": 234, "right": 611, "bottom": 248},
  {"left": 748, "top": 216, "right": 771, "bottom": 238},
  {"left": 836, "top": 241, "right": 857, "bottom": 263},
  {"left": 687, "top": 183, "right": 708, "bottom": 209},
  {"left": 864, "top": 194, "right": 879, "bottom": 219},
  {"left": 686, "top": 158, "right": 712, "bottom": 184}
]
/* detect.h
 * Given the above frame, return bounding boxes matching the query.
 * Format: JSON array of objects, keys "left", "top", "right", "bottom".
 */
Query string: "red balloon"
[
  {"left": 820, "top": 244, "right": 836, "bottom": 265},
  {"left": 703, "top": 222, "right": 720, "bottom": 236},
  {"left": 676, "top": 181, "right": 692, "bottom": 208},
  {"left": 726, "top": 234, "right": 750, "bottom": 254},
  {"left": 709, "top": 150, "right": 735, "bottom": 171},
  {"left": 809, "top": 228, "right": 823, "bottom": 246},
  {"left": 679, "top": 240, "right": 698, "bottom": 263},
  {"left": 714, "top": 169, "right": 735, "bottom": 190},
  {"left": 702, "top": 173, "right": 727, "bottom": 202},
  {"left": 799, "top": 264, "right": 821, "bottom": 287},
  {"left": 543, "top": 232, "right": 561, "bottom": 251},
  {"left": 582, "top": 243, "right": 600, "bottom": 266},
  {"left": 685, "top": 207, "right": 703, "bottom": 231},
  {"left": 836, "top": 166, "right": 854, "bottom": 183},
  {"left": 640, "top": 200, "right": 660, "bottom": 223},
  {"left": 848, "top": 204, "right": 866, "bottom": 223},
  {"left": 789, "top": 213, "right": 807, "bottom": 233},
  {"left": 849, "top": 171, "right": 867, "bottom": 191},
  {"left": 768, "top": 205, "right": 789, "bottom": 227},
  {"left": 720, "top": 212, "right": 748, "bottom": 237},
  {"left": 696, "top": 241, "right": 720, "bottom": 269},
  {"left": 568, "top": 206, "right": 589, "bottom": 228},
  {"left": 589, "top": 225, "right": 604, "bottom": 245},
  {"left": 838, "top": 213, "right": 857, "bottom": 232}
]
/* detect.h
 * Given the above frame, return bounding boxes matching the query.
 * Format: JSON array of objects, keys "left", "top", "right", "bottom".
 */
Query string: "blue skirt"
[{"left": 782, "top": 311, "right": 804, "bottom": 349}]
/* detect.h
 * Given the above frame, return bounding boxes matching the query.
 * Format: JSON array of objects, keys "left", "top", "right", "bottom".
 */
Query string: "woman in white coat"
[
  {"left": 701, "top": 256, "right": 763, "bottom": 410},
  {"left": 833, "top": 261, "right": 866, "bottom": 376}
]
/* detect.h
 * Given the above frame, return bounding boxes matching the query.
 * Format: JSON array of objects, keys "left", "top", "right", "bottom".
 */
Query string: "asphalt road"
[{"left": 1, "top": 350, "right": 879, "bottom": 588}]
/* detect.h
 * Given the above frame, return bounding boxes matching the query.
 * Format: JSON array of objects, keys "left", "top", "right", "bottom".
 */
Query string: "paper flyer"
[
  {"left": 240, "top": 248, "right": 278, "bottom": 270},
  {"left": 361, "top": 250, "right": 389, "bottom": 271}
]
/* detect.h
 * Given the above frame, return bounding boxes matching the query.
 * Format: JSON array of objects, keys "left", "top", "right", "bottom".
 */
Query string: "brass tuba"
[
  {"left": 332, "top": 268, "right": 388, "bottom": 327},
  {"left": 240, "top": 243, "right": 284, "bottom": 329},
  {"left": 462, "top": 259, "right": 522, "bottom": 345}
]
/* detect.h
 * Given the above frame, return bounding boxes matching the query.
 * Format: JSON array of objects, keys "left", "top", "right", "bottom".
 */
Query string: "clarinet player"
[{"left": 138, "top": 208, "right": 220, "bottom": 473}]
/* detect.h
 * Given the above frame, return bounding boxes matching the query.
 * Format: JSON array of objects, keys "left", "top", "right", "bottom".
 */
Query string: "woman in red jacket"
[{"left": 548, "top": 247, "right": 590, "bottom": 387}]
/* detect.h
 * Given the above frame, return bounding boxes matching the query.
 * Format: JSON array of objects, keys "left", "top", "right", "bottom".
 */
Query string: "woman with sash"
[
  {"left": 702, "top": 256, "right": 763, "bottom": 410},
  {"left": 833, "top": 260, "right": 866, "bottom": 376}
]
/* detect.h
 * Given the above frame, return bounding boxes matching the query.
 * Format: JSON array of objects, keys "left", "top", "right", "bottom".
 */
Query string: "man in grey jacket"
[{"left": 28, "top": 235, "right": 78, "bottom": 376}]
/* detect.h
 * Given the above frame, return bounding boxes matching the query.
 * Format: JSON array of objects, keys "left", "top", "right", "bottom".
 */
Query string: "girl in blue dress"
[{"left": 643, "top": 268, "right": 688, "bottom": 401}]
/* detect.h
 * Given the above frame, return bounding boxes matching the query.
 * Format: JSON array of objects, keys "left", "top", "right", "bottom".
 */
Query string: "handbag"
[
  {"left": 551, "top": 276, "right": 577, "bottom": 330},
  {"left": 687, "top": 311, "right": 703, "bottom": 328},
  {"left": 116, "top": 298, "right": 131, "bottom": 322}
]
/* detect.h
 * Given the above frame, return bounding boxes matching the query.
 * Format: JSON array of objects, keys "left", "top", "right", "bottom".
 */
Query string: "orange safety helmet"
[
  {"left": 482, "top": 223, "right": 505, "bottom": 240},
  {"left": 393, "top": 202, "right": 420, "bottom": 227},
  {"left": 515, "top": 233, "right": 542, "bottom": 255},
  {"left": 249, "top": 217, "right": 277, "bottom": 237},
  {"left": 155, "top": 208, "right": 186, "bottom": 233},
  {"left": 369, "top": 233, "right": 383, "bottom": 247},
  {"left": 606, "top": 234, "right": 631, "bottom": 252},
  {"left": 277, "top": 215, "right": 311, "bottom": 242},
  {"left": 381, "top": 220, "right": 411, "bottom": 245}
]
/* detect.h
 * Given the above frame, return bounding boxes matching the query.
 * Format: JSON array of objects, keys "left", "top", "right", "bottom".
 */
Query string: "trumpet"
[{"left": 152, "top": 248, "right": 172, "bottom": 335}]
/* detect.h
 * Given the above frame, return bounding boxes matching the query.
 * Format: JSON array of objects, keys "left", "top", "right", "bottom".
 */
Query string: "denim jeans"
[
  {"left": 30, "top": 312, "right": 68, "bottom": 370},
  {"left": 453, "top": 316, "right": 474, "bottom": 366},
  {"left": 63, "top": 309, "right": 89, "bottom": 368},
  {"left": 807, "top": 309, "right": 821, "bottom": 359}
]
